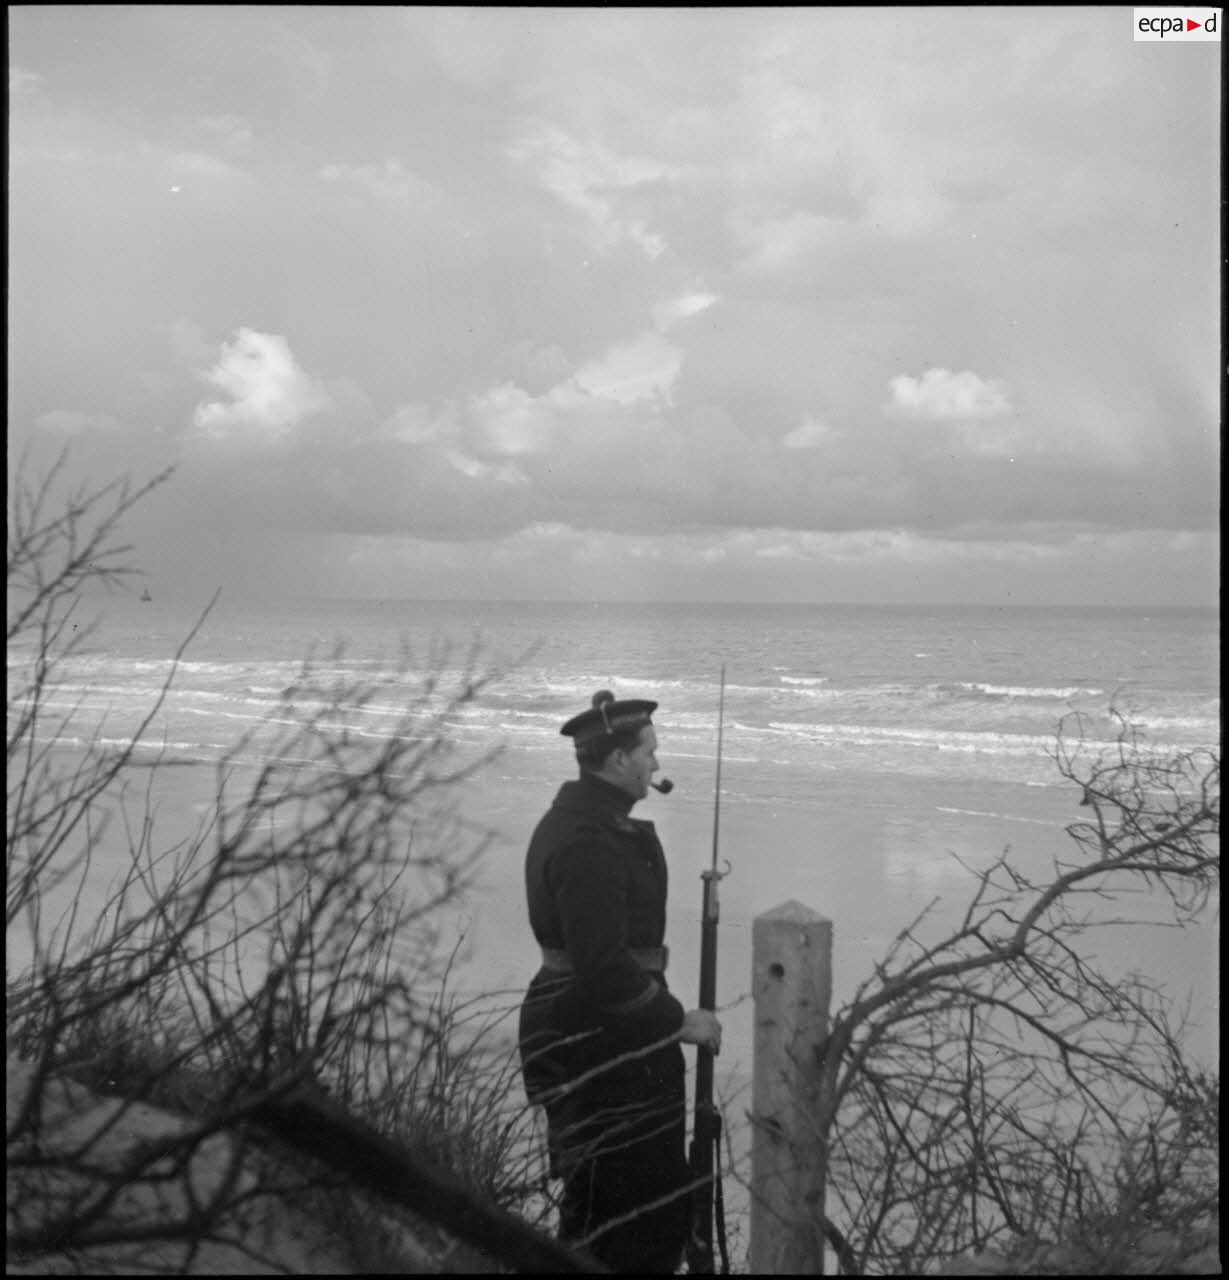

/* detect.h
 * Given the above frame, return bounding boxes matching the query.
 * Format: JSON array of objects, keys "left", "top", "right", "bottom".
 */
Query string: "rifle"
[{"left": 686, "top": 666, "right": 731, "bottom": 1275}]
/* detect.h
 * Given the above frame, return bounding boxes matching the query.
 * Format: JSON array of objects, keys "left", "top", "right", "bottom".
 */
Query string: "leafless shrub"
[
  {"left": 6, "top": 451, "right": 564, "bottom": 1273},
  {"left": 746, "top": 709, "right": 1218, "bottom": 1275}
]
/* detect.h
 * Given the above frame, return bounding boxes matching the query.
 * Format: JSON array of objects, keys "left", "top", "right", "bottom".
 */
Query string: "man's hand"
[{"left": 678, "top": 1008, "right": 723, "bottom": 1054}]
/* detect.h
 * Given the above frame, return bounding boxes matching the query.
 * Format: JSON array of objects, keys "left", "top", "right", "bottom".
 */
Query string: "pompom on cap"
[{"left": 560, "top": 690, "right": 658, "bottom": 745}]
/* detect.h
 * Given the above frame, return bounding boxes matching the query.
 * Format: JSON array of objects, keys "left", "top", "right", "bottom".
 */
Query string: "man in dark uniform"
[{"left": 518, "top": 690, "right": 722, "bottom": 1274}]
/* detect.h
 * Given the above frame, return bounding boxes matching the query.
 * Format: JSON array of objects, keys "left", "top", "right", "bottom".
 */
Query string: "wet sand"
[
  {"left": 14, "top": 740, "right": 1217, "bottom": 1074},
  {"left": 460, "top": 747, "right": 1219, "bottom": 1069}
]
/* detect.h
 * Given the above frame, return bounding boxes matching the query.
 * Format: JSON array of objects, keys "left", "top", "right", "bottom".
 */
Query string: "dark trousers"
[
  {"left": 557, "top": 1138, "right": 689, "bottom": 1273},
  {"left": 534, "top": 1041, "right": 690, "bottom": 1273},
  {"left": 520, "top": 973, "right": 691, "bottom": 1273}
]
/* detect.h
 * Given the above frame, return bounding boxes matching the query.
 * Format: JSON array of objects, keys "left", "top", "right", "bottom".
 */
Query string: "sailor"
[{"left": 518, "top": 690, "right": 722, "bottom": 1274}]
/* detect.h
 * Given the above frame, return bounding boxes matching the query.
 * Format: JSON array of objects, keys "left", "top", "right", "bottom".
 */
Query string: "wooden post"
[{"left": 749, "top": 900, "right": 832, "bottom": 1275}]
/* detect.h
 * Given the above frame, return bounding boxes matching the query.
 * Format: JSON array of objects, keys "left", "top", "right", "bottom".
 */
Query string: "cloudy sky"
[{"left": 8, "top": 6, "right": 1221, "bottom": 605}]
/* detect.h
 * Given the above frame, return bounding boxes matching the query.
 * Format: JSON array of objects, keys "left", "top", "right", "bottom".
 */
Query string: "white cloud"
[
  {"left": 653, "top": 291, "right": 719, "bottom": 330},
  {"left": 782, "top": 418, "right": 832, "bottom": 449},
  {"left": 465, "top": 326, "right": 682, "bottom": 459},
  {"left": 887, "top": 368, "right": 1011, "bottom": 420},
  {"left": 194, "top": 329, "right": 331, "bottom": 437},
  {"left": 506, "top": 119, "right": 675, "bottom": 257},
  {"left": 442, "top": 448, "right": 528, "bottom": 486},
  {"left": 468, "top": 382, "right": 557, "bottom": 456},
  {"left": 573, "top": 331, "right": 681, "bottom": 405}
]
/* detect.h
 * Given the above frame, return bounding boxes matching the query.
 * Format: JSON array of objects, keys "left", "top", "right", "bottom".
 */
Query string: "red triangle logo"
[{"left": 1186, "top": 18, "right": 1202, "bottom": 30}]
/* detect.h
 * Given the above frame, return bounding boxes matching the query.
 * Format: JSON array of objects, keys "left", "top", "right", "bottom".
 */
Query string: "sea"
[{"left": 9, "top": 596, "right": 1220, "bottom": 1230}]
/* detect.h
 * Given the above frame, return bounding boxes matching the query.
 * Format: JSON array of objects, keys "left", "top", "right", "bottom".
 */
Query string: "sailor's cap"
[{"left": 561, "top": 689, "right": 658, "bottom": 747}]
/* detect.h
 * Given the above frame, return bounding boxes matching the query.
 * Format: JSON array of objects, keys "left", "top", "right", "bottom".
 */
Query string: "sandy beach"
[
  {"left": 19, "top": 732, "right": 1216, "bottom": 1075},
  {"left": 11, "top": 699, "right": 1218, "bottom": 1273}
]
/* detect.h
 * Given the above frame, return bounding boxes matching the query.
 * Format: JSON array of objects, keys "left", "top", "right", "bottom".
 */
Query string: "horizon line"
[{"left": 116, "top": 591, "right": 1219, "bottom": 612}]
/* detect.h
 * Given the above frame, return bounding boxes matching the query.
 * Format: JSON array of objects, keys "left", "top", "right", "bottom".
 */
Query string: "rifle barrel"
[
  {"left": 689, "top": 665, "right": 728, "bottom": 1275},
  {"left": 710, "top": 666, "right": 726, "bottom": 872}
]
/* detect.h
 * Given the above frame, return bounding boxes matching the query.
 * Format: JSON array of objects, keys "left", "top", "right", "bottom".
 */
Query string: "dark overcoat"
[{"left": 517, "top": 772, "right": 690, "bottom": 1272}]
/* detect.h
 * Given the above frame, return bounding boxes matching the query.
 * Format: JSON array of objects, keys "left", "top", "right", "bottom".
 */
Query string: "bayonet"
[{"left": 686, "top": 666, "right": 730, "bottom": 1275}]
